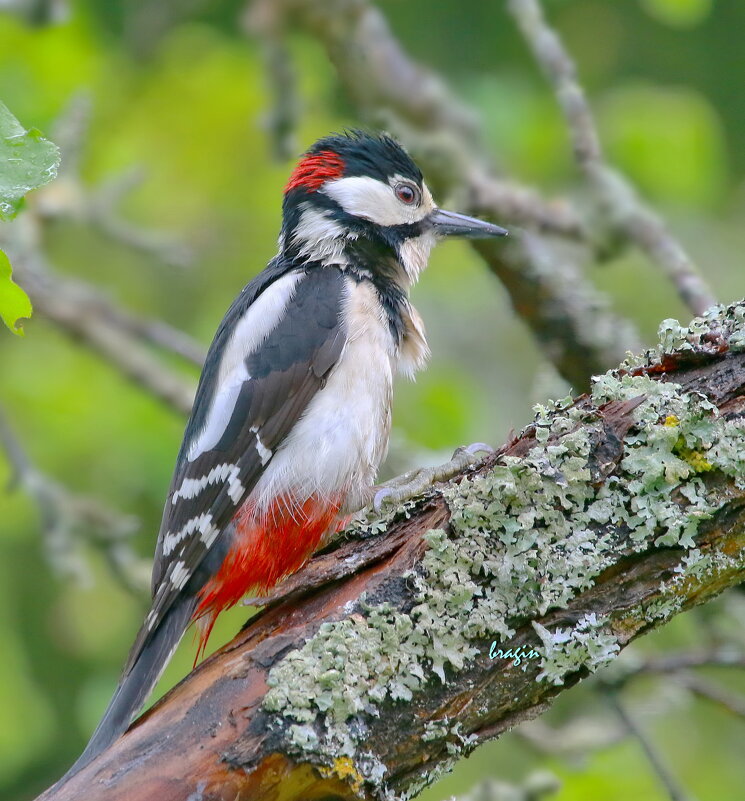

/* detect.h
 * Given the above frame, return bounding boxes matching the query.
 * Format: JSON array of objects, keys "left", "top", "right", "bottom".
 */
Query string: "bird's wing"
[{"left": 128, "top": 264, "right": 346, "bottom": 669}]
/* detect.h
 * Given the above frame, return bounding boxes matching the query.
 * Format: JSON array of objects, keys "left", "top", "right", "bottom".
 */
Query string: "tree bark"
[{"left": 38, "top": 303, "right": 745, "bottom": 801}]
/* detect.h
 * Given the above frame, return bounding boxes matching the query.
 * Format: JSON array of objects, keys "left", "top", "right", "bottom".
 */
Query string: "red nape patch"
[
  {"left": 191, "top": 494, "right": 342, "bottom": 663},
  {"left": 284, "top": 150, "right": 346, "bottom": 193}
]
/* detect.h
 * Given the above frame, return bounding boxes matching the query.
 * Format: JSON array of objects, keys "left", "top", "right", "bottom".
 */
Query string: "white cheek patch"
[{"left": 322, "top": 175, "right": 431, "bottom": 226}]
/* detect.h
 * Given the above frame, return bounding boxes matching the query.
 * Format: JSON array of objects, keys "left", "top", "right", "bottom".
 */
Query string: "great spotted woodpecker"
[{"left": 67, "top": 130, "right": 506, "bottom": 776}]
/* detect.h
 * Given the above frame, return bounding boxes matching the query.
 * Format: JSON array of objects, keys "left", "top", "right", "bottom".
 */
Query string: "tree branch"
[
  {"left": 605, "top": 691, "right": 696, "bottom": 801},
  {"left": 247, "top": 0, "right": 642, "bottom": 387},
  {"left": 39, "top": 300, "right": 745, "bottom": 801},
  {"left": 507, "top": 0, "right": 716, "bottom": 317},
  {"left": 5, "top": 242, "right": 198, "bottom": 415}
]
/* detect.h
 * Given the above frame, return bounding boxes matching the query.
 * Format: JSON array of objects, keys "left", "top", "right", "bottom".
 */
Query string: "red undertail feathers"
[{"left": 192, "top": 493, "right": 342, "bottom": 662}]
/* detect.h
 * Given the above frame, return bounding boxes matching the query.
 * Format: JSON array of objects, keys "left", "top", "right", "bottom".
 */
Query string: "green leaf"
[
  {"left": 0, "top": 100, "right": 60, "bottom": 221},
  {"left": 0, "top": 249, "right": 32, "bottom": 335}
]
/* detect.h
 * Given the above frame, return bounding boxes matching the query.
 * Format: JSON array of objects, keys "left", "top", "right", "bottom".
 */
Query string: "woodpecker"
[{"left": 65, "top": 130, "right": 506, "bottom": 777}]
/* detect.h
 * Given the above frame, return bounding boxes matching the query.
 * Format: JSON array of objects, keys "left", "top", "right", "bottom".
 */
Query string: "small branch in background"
[
  {"left": 629, "top": 648, "right": 745, "bottom": 676},
  {"left": 7, "top": 246, "right": 198, "bottom": 415},
  {"left": 86, "top": 170, "right": 194, "bottom": 270},
  {"left": 506, "top": 0, "right": 716, "bottom": 317},
  {"left": 517, "top": 645, "right": 745, "bottom": 763},
  {"left": 40, "top": 95, "right": 194, "bottom": 269},
  {"left": 606, "top": 691, "right": 698, "bottom": 801},
  {"left": 0, "top": 404, "right": 149, "bottom": 595},
  {"left": 476, "top": 229, "right": 641, "bottom": 388},
  {"left": 674, "top": 671, "right": 745, "bottom": 720},
  {"left": 445, "top": 771, "right": 561, "bottom": 801},
  {"left": 467, "top": 172, "right": 585, "bottom": 240},
  {"left": 253, "top": 0, "right": 641, "bottom": 389},
  {"left": 245, "top": 1, "right": 300, "bottom": 160},
  {"left": 517, "top": 714, "right": 625, "bottom": 758},
  {"left": 94, "top": 298, "right": 206, "bottom": 368},
  {"left": 10, "top": 226, "right": 205, "bottom": 367}
]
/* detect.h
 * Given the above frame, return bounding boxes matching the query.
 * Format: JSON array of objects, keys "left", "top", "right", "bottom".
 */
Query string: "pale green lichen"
[
  {"left": 642, "top": 547, "right": 740, "bottom": 623},
  {"left": 532, "top": 615, "right": 620, "bottom": 685},
  {"left": 422, "top": 719, "right": 478, "bottom": 755},
  {"left": 343, "top": 497, "right": 421, "bottom": 540},
  {"left": 394, "top": 722, "right": 479, "bottom": 801},
  {"left": 623, "top": 301, "right": 745, "bottom": 370},
  {"left": 397, "top": 755, "right": 459, "bottom": 801},
  {"left": 261, "top": 301, "right": 745, "bottom": 798},
  {"left": 394, "top": 722, "right": 480, "bottom": 801}
]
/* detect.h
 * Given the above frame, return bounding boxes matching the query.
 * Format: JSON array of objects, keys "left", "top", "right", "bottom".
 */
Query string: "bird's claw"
[
  {"left": 370, "top": 443, "right": 494, "bottom": 515},
  {"left": 454, "top": 442, "right": 495, "bottom": 459},
  {"left": 373, "top": 486, "right": 395, "bottom": 514},
  {"left": 373, "top": 467, "right": 425, "bottom": 513}
]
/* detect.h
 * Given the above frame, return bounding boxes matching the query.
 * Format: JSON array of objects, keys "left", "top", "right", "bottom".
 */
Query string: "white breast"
[{"left": 251, "top": 276, "right": 402, "bottom": 514}]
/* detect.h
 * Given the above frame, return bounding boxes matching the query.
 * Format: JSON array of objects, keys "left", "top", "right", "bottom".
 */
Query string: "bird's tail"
[{"left": 60, "top": 597, "right": 195, "bottom": 782}]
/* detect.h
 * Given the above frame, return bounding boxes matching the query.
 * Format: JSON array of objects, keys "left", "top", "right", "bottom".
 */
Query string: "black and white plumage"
[{"left": 62, "top": 130, "right": 506, "bottom": 780}]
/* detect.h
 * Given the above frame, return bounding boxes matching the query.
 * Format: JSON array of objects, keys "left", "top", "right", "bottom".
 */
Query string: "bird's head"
[{"left": 280, "top": 130, "right": 506, "bottom": 283}]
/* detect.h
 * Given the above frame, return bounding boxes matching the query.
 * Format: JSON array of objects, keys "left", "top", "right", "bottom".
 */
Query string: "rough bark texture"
[{"left": 39, "top": 303, "right": 745, "bottom": 801}]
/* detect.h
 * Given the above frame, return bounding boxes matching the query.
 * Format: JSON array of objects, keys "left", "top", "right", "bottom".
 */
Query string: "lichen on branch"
[
  {"left": 40, "top": 302, "right": 745, "bottom": 801},
  {"left": 260, "top": 301, "right": 745, "bottom": 799}
]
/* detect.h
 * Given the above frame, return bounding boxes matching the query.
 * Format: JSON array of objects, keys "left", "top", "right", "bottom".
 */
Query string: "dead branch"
[
  {"left": 37, "top": 301, "right": 745, "bottom": 801},
  {"left": 507, "top": 0, "right": 715, "bottom": 316}
]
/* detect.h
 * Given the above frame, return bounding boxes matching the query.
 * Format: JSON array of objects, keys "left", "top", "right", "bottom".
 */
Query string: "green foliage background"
[{"left": 0, "top": 0, "right": 744, "bottom": 798}]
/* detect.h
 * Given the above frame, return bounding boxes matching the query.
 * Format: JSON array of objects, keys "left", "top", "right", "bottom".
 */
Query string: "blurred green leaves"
[
  {"left": 0, "top": 99, "right": 60, "bottom": 335},
  {"left": 641, "top": 0, "right": 712, "bottom": 28},
  {"left": 599, "top": 85, "right": 727, "bottom": 208},
  {"left": 0, "top": 100, "right": 59, "bottom": 221}
]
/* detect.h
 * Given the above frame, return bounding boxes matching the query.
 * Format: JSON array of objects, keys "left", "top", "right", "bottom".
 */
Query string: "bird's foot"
[{"left": 372, "top": 442, "right": 494, "bottom": 513}]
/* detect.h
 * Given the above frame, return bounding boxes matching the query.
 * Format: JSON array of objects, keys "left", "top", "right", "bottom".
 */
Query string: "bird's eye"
[{"left": 395, "top": 183, "right": 419, "bottom": 205}]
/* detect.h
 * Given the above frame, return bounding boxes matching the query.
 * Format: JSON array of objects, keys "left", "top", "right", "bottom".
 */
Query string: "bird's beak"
[{"left": 429, "top": 208, "right": 508, "bottom": 239}]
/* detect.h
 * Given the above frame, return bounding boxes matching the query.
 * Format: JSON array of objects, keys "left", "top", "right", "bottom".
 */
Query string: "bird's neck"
[{"left": 278, "top": 211, "right": 422, "bottom": 349}]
